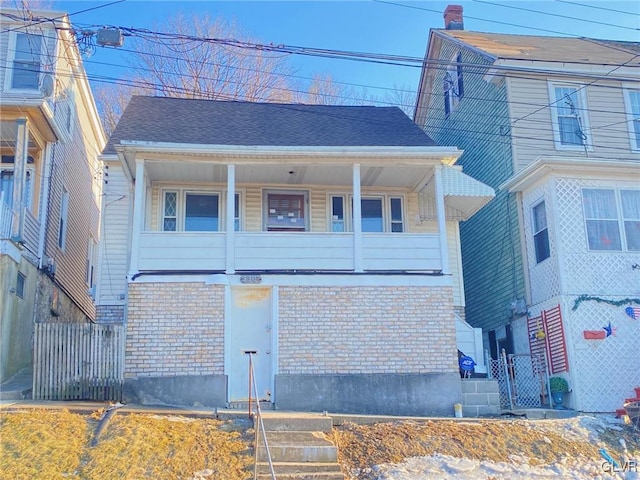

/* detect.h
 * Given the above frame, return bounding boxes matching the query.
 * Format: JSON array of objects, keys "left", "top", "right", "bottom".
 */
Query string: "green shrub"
[{"left": 549, "top": 376, "right": 569, "bottom": 393}]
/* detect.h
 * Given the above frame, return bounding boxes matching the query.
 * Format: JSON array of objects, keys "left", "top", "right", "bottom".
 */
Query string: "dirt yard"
[{"left": 1, "top": 408, "right": 638, "bottom": 479}]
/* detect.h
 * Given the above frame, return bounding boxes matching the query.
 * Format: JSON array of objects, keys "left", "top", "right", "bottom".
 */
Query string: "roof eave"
[{"left": 501, "top": 157, "right": 640, "bottom": 192}]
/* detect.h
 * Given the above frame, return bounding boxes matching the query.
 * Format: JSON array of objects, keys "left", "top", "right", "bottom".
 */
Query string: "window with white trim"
[
  {"left": 58, "top": 188, "right": 69, "bottom": 249},
  {"left": 0, "top": 155, "right": 35, "bottom": 210},
  {"left": 444, "top": 52, "right": 464, "bottom": 117},
  {"left": 330, "top": 195, "right": 345, "bottom": 232},
  {"left": 9, "top": 32, "right": 44, "bottom": 90},
  {"left": 162, "top": 190, "right": 220, "bottom": 231},
  {"left": 582, "top": 188, "right": 640, "bottom": 251},
  {"left": 264, "top": 190, "right": 308, "bottom": 231},
  {"left": 549, "top": 83, "right": 590, "bottom": 149},
  {"left": 160, "top": 189, "right": 239, "bottom": 232},
  {"left": 333, "top": 195, "right": 405, "bottom": 233},
  {"left": 532, "top": 201, "right": 550, "bottom": 263},
  {"left": 623, "top": 88, "right": 640, "bottom": 151}
]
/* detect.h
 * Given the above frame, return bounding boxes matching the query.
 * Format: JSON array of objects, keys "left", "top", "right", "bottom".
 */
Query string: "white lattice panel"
[
  {"left": 522, "top": 181, "right": 561, "bottom": 305},
  {"left": 555, "top": 178, "right": 640, "bottom": 297},
  {"left": 564, "top": 297, "right": 640, "bottom": 412}
]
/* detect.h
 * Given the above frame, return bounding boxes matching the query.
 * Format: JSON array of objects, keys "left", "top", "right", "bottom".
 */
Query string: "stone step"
[
  {"left": 257, "top": 472, "right": 344, "bottom": 480},
  {"left": 256, "top": 462, "right": 343, "bottom": 477},
  {"left": 258, "top": 412, "right": 333, "bottom": 432},
  {"left": 257, "top": 431, "right": 338, "bottom": 463}
]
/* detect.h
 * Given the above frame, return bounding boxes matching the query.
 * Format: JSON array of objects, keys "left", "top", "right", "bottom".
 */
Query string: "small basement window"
[{"left": 16, "top": 272, "right": 25, "bottom": 298}]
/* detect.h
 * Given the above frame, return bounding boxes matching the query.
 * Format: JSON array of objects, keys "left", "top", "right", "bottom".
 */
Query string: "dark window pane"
[
  {"left": 534, "top": 230, "right": 550, "bottom": 263},
  {"left": 361, "top": 198, "right": 383, "bottom": 232},
  {"left": 185, "top": 194, "right": 218, "bottom": 231}
]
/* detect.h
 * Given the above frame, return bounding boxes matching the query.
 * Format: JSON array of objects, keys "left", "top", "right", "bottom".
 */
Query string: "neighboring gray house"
[
  {"left": 97, "top": 95, "right": 494, "bottom": 414},
  {"left": 414, "top": 6, "right": 640, "bottom": 411}
]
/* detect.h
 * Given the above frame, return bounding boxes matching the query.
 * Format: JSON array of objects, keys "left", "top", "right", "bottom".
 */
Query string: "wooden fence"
[{"left": 33, "top": 323, "right": 125, "bottom": 401}]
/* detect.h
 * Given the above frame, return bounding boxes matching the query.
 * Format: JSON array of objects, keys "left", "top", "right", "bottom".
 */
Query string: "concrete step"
[
  {"left": 256, "top": 461, "right": 344, "bottom": 479},
  {"left": 228, "top": 400, "right": 275, "bottom": 411},
  {"left": 257, "top": 431, "right": 338, "bottom": 463},
  {"left": 258, "top": 412, "right": 333, "bottom": 432}
]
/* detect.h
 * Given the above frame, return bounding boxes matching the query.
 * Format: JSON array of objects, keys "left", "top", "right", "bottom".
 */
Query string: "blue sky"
[{"left": 50, "top": 1, "right": 640, "bottom": 103}]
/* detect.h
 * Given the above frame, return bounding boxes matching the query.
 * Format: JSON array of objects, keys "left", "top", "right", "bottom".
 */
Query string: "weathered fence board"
[{"left": 33, "top": 323, "right": 124, "bottom": 401}]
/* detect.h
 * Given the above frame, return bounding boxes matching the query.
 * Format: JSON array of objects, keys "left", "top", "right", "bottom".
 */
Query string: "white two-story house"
[
  {"left": 0, "top": 8, "right": 106, "bottom": 382},
  {"left": 97, "top": 95, "right": 494, "bottom": 414}
]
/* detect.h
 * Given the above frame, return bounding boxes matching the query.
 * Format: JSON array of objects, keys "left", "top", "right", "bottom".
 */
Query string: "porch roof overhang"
[
  {"left": 113, "top": 141, "right": 465, "bottom": 190},
  {"left": 441, "top": 166, "right": 495, "bottom": 220},
  {"left": 501, "top": 157, "right": 640, "bottom": 193}
]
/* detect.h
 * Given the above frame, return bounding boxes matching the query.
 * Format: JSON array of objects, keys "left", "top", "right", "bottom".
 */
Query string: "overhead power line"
[
  {"left": 473, "top": 0, "right": 639, "bottom": 32},
  {"left": 555, "top": 0, "right": 640, "bottom": 17}
]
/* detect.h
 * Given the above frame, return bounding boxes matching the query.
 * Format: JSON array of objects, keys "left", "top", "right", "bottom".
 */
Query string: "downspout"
[{"left": 37, "top": 143, "right": 54, "bottom": 268}]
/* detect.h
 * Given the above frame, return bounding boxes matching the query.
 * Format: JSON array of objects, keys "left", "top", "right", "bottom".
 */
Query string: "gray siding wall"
[{"left": 421, "top": 39, "right": 526, "bottom": 333}]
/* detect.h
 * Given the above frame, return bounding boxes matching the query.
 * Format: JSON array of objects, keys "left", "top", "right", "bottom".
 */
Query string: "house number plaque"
[{"left": 240, "top": 275, "right": 262, "bottom": 284}]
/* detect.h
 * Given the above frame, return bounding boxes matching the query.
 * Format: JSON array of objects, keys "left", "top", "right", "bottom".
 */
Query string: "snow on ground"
[{"left": 371, "top": 415, "right": 639, "bottom": 480}]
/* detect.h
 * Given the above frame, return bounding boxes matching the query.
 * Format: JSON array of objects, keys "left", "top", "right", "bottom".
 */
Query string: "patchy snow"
[
  {"left": 370, "top": 415, "right": 639, "bottom": 480},
  {"left": 372, "top": 453, "right": 638, "bottom": 480}
]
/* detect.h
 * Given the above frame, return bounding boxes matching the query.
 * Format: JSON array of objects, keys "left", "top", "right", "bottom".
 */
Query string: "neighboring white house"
[
  {"left": 97, "top": 95, "right": 494, "bottom": 414},
  {"left": 414, "top": 5, "right": 640, "bottom": 412},
  {"left": 0, "top": 9, "right": 106, "bottom": 382}
]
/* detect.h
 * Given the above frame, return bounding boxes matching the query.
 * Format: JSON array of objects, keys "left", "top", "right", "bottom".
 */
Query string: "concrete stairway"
[
  {"left": 255, "top": 412, "right": 344, "bottom": 480},
  {"left": 0, "top": 369, "right": 32, "bottom": 401}
]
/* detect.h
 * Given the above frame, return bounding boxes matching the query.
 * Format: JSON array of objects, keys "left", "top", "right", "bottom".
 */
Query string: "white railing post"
[
  {"left": 434, "top": 165, "right": 450, "bottom": 274},
  {"left": 11, "top": 118, "right": 29, "bottom": 241},
  {"left": 129, "top": 159, "right": 146, "bottom": 277},
  {"left": 226, "top": 164, "right": 236, "bottom": 274},
  {"left": 353, "top": 163, "right": 363, "bottom": 272}
]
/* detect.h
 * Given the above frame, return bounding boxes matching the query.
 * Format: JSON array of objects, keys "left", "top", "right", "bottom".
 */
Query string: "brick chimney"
[{"left": 444, "top": 4, "right": 464, "bottom": 30}]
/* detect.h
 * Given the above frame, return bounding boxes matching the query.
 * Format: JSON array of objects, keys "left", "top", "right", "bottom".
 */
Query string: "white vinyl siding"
[{"left": 508, "top": 77, "right": 638, "bottom": 171}]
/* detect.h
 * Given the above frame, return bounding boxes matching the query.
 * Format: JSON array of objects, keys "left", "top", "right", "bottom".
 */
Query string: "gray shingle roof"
[
  {"left": 103, "top": 96, "right": 437, "bottom": 154},
  {"left": 438, "top": 30, "right": 640, "bottom": 64}
]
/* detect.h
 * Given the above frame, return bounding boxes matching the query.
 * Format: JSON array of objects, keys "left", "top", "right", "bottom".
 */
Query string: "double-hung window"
[
  {"left": 162, "top": 190, "right": 221, "bottom": 232},
  {"left": 582, "top": 188, "right": 640, "bottom": 251},
  {"left": 623, "top": 88, "right": 640, "bottom": 151},
  {"left": 532, "top": 201, "right": 550, "bottom": 263},
  {"left": 10, "top": 32, "right": 43, "bottom": 90},
  {"left": 330, "top": 195, "right": 404, "bottom": 232},
  {"left": 549, "top": 83, "right": 590, "bottom": 149}
]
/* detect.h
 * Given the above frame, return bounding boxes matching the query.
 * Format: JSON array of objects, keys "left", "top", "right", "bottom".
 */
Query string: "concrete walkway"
[{"left": 0, "top": 369, "right": 33, "bottom": 401}]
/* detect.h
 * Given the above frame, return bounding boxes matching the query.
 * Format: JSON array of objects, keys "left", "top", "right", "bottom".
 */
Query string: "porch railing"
[{"left": 137, "top": 231, "right": 443, "bottom": 272}]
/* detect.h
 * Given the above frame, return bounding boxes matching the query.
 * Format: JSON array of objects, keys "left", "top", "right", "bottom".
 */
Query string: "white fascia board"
[
  {"left": 501, "top": 157, "right": 640, "bottom": 192},
  {"left": 116, "top": 141, "right": 462, "bottom": 164}
]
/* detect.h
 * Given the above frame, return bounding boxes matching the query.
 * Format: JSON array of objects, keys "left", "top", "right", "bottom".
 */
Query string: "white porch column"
[
  {"left": 11, "top": 118, "right": 28, "bottom": 240},
  {"left": 353, "top": 163, "right": 363, "bottom": 272},
  {"left": 434, "top": 165, "right": 450, "bottom": 274},
  {"left": 129, "top": 159, "right": 146, "bottom": 277},
  {"left": 225, "top": 164, "right": 235, "bottom": 274}
]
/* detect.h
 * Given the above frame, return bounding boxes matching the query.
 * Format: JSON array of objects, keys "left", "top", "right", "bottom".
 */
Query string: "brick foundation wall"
[
  {"left": 278, "top": 286, "right": 458, "bottom": 374},
  {"left": 125, "top": 283, "right": 224, "bottom": 378},
  {"left": 96, "top": 305, "right": 125, "bottom": 324}
]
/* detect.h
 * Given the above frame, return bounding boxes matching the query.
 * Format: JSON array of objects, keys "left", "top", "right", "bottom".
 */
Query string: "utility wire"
[
  {"left": 0, "top": 0, "right": 125, "bottom": 34},
  {"left": 555, "top": 0, "right": 640, "bottom": 17},
  {"left": 473, "top": 0, "right": 640, "bottom": 32}
]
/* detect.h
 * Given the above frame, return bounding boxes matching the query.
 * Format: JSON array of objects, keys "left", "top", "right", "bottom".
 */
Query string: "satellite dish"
[{"left": 40, "top": 74, "right": 54, "bottom": 98}]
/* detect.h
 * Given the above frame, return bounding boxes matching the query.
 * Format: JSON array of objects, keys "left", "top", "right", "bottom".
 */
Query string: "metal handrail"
[{"left": 248, "top": 352, "right": 276, "bottom": 480}]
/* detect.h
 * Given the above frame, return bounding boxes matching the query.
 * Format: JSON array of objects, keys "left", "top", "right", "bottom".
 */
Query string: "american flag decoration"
[{"left": 625, "top": 306, "right": 640, "bottom": 320}]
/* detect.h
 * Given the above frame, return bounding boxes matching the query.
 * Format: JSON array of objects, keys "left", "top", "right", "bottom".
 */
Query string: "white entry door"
[{"left": 227, "top": 287, "right": 273, "bottom": 402}]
